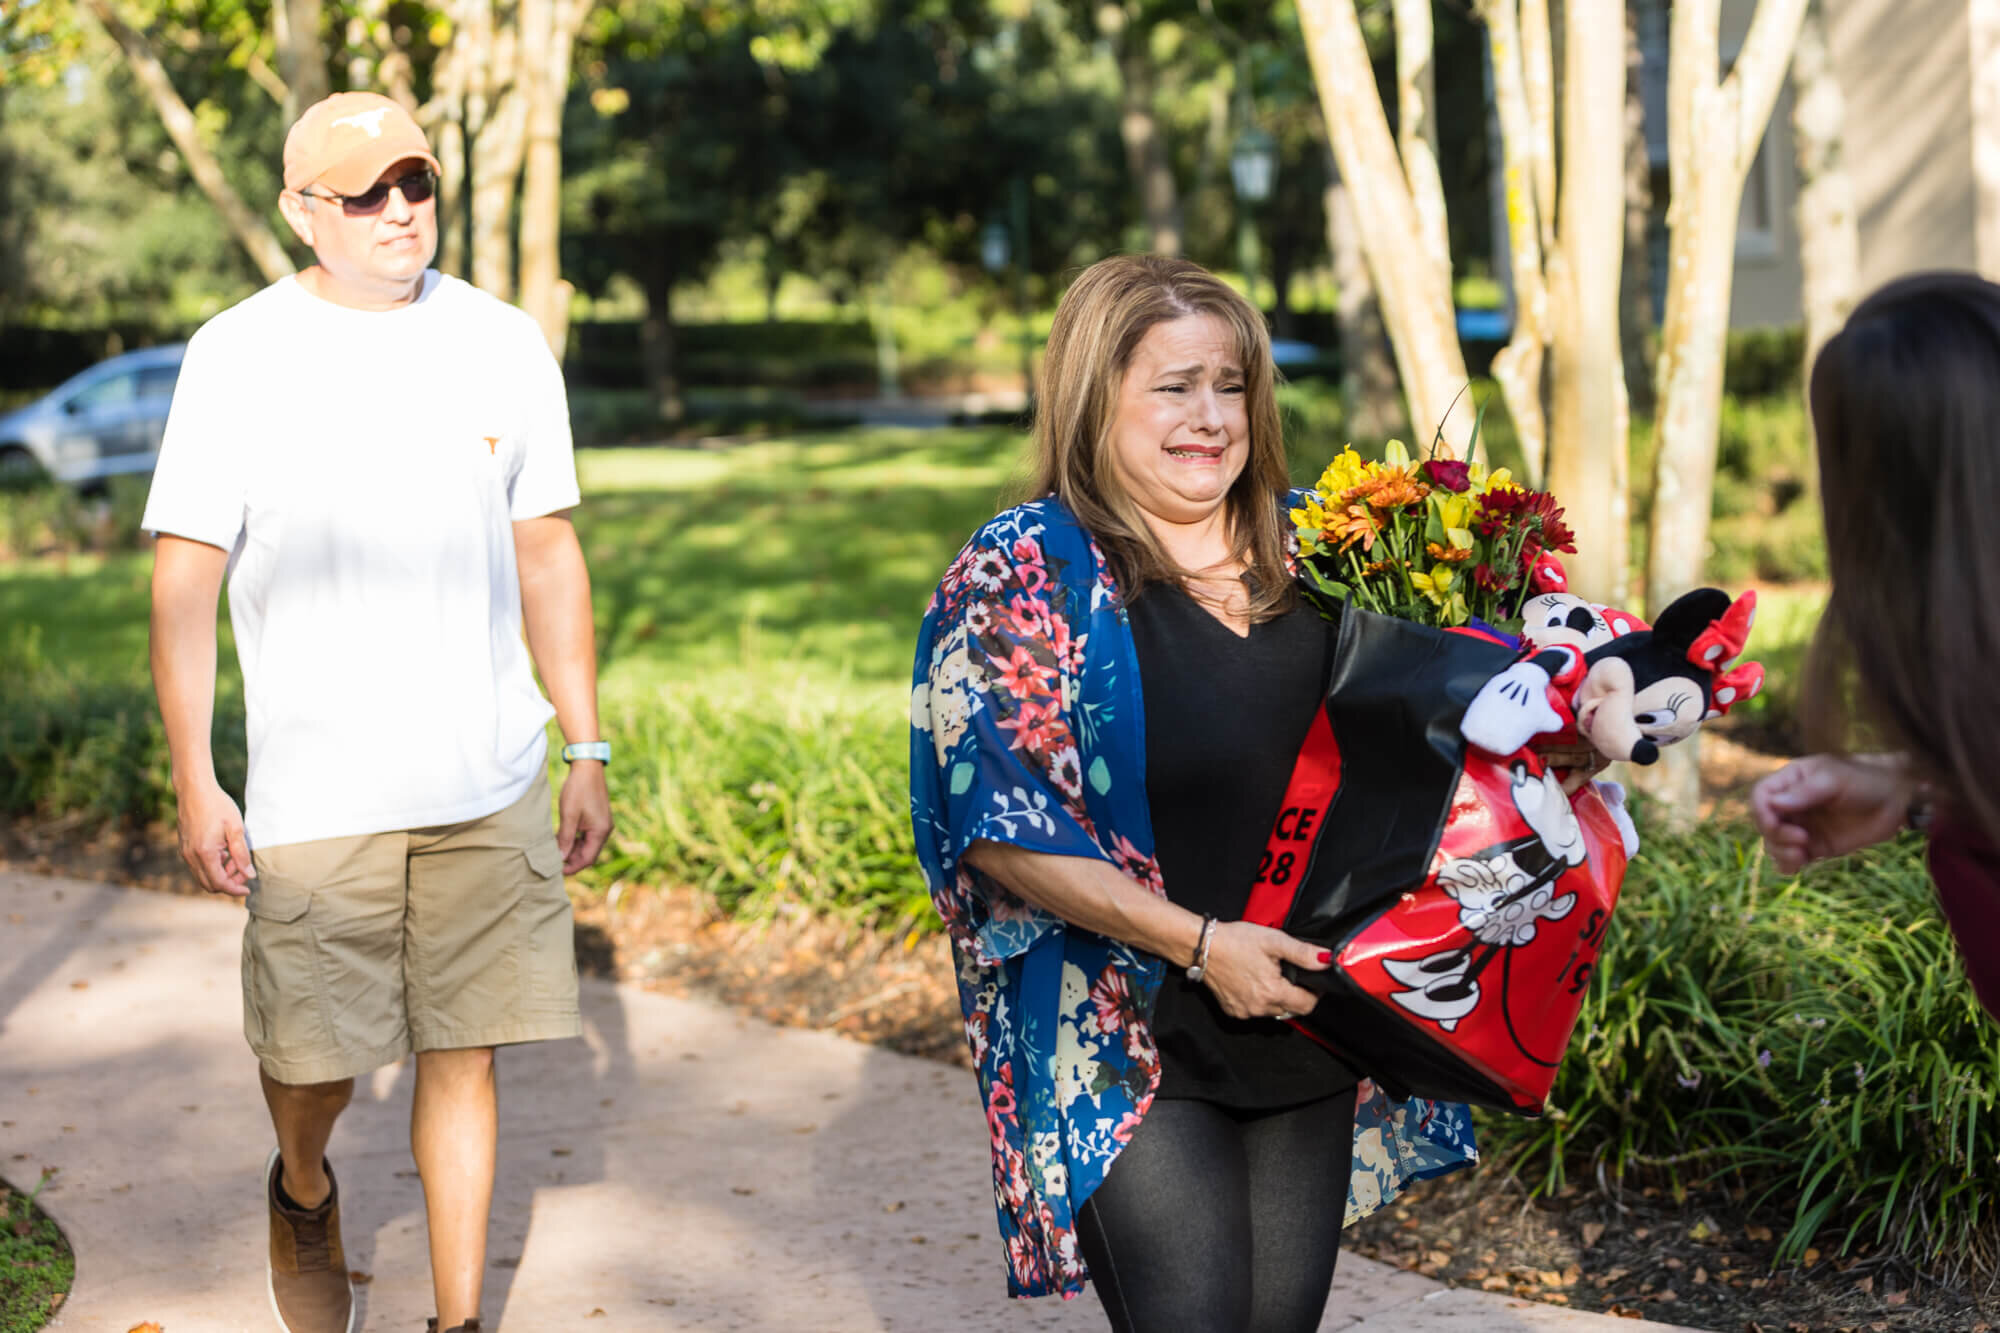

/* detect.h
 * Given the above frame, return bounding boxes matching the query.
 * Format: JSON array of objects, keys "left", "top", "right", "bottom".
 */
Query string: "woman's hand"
[
  {"left": 1199, "top": 921, "right": 1332, "bottom": 1020},
  {"left": 1750, "top": 753, "right": 1916, "bottom": 875},
  {"left": 1531, "top": 742, "right": 1614, "bottom": 795}
]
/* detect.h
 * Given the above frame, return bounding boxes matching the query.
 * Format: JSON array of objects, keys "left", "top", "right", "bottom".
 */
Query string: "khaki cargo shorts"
[{"left": 243, "top": 770, "right": 582, "bottom": 1085}]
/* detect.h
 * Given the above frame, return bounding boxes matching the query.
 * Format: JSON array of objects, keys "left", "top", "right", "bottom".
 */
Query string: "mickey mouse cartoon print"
[{"left": 1381, "top": 762, "right": 1583, "bottom": 1031}]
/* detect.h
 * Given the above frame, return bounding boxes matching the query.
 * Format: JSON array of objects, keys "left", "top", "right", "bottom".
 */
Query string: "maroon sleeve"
[{"left": 1926, "top": 811, "right": 2000, "bottom": 1021}]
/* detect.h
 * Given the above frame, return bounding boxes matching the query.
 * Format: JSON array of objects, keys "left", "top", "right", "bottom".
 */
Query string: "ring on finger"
[{"left": 1273, "top": 1010, "right": 1294, "bottom": 1022}]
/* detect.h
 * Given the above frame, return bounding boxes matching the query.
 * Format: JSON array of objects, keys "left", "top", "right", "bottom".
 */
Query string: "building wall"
[
  {"left": 1727, "top": 80, "right": 1808, "bottom": 328},
  {"left": 1827, "top": 0, "right": 1976, "bottom": 295}
]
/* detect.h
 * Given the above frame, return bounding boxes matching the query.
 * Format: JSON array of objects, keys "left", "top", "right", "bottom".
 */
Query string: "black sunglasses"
[{"left": 301, "top": 167, "right": 437, "bottom": 217}]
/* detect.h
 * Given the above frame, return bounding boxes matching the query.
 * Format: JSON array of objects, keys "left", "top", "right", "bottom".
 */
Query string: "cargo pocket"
[
  {"left": 518, "top": 840, "right": 577, "bottom": 1006},
  {"left": 240, "top": 875, "right": 320, "bottom": 1058}
]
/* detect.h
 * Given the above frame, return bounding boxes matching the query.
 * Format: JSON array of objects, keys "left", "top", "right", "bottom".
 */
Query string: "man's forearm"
[
  {"left": 149, "top": 540, "right": 227, "bottom": 790},
  {"left": 517, "top": 519, "right": 602, "bottom": 744}
]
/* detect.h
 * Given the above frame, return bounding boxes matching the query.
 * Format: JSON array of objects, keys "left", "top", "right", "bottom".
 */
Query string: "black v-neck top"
[{"left": 1128, "top": 580, "right": 1357, "bottom": 1107}]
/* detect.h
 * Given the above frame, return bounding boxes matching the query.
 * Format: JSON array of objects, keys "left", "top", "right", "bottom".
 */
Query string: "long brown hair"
[
  {"left": 1804, "top": 270, "right": 2000, "bottom": 843},
  {"left": 1025, "top": 253, "right": 1294, "bottom": 621}
]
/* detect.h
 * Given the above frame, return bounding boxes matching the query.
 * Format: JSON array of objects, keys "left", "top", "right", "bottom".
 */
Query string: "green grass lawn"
[{"left": 0, "top": 1175, "right": 71, "bottom": 1333}]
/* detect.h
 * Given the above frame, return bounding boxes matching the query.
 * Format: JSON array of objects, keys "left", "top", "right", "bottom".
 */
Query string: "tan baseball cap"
[{"left": 283, "top": 92, "right": 440, "bottom": 196}]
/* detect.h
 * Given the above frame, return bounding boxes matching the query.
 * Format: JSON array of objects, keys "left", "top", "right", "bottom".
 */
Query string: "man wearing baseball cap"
[{"left": 144, "top": 91, "right": 612, "bottom": 1333}]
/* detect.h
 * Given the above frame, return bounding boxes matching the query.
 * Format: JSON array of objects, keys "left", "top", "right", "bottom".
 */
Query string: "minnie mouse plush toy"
[{"left": 1462, "top": 581, "right": 1765, "bottom": 767}]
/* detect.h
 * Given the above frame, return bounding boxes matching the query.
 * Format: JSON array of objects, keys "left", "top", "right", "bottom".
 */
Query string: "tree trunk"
[
  {"left": 1642, "top": 0, "right": 1808, "bottom": 824},
  {"left": 1106, "top": 6, "right": 1182, "bottom": 255},
  {"left": 641, "top": 272, "right": 684, "bottom": 426},
  {"left": 517, "top": 0, "right": 587, "bottom": 355},
  {"left": 1974, "top": 0, "right": 2000, "bottom": 278},
  {"left": 1298, "top": 0, "right": 1478, "bottom": 457},
  {"left": 870, "top": 281, "right": 903, "bottom": 399},
  {"left": 469, "top": 89, "right": 526, "bottom": 301},
  {"left": 1620, "top": 1, "right": 1657, "bottom": 414},
  {"left": 1481, "top": 0, "right": 1552, "bottom": 483},
  {"left": 429, "top": 53, "right": 471, "bottom": 278},
  {"left": 457, "top": 0, "right": 528, "bottom": 302},
  {"left": 1543, "top": 0, "right": 1629, "bottom": 609},
  {"left": 1394, "top": 0, "right": 1452, "bottom": 291},
  {"left": 82, "top": 0, "right": 295, "bottom": 284},
  {"left": 271, "top": 0, "right": 327, "bottom": 124},
  {"left": 1646, "top": 0, "right": 1807, "bottom": 614},
  {"left": 1324, "top": 143, "right": 1403, "bottom": 442},
  {"left": 342, "top": 0, "right": 415, "bottom": 107},
  {"left": 1792, "top": 0, "right": 1858, "bottom": 372}
]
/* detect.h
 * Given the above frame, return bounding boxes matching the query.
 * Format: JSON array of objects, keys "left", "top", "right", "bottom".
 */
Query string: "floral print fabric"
[{"left": 910, "top": 496, "right": 1478, "bottom": 1300}]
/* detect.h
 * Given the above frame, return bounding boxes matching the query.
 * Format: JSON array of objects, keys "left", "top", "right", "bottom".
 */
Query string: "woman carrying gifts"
[
  {"left": 1752, "top": 270, "right": 2000, "bottom": 1020},
  {"left": 907, "top": 253, "right": 1475, "bottom": 1333}
]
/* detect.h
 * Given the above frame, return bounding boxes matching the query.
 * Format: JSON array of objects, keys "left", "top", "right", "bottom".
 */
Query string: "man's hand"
[
  {"left": 1751, "top": 753, "right": 1915, "bottom": 875},
  {"left": 556, "top": 762, "right": 612, "bottom": 874},
  {"left": 176, "top": 777, "right": 253, "bottom": 897}
]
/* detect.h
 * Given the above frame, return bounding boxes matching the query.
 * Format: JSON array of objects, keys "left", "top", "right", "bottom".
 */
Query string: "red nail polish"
[{"left": 1318, "top": 951, "right": 1333, "bottom": 964}]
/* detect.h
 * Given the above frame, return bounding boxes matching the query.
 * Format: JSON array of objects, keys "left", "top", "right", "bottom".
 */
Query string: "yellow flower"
[
  {"left": 1382, "top": 438, "right": 1413, "bottom": 470},
  {"left": 1432, "top": 493, "right": 1476, "bottom": 549},
  {"left": 1315, "top": 447, "right": 1375, "bottom": 498},
  {"left": 1291, "top": 495, "right": 1329, "bottom": 533},
  {"left": 1410, "top": 563, "right": 1455, "bottom": 603}
]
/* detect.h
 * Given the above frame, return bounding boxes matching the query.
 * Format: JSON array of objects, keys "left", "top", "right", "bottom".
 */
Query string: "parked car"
[{"left": 0, "top": 343, "right": 186, "bottom": 488}]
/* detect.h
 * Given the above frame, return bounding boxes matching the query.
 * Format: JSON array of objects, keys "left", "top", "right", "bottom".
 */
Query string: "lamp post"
[
  {"left": 1230, "top": 126, "right": 1276, "bottom": 315},
  {"left": 982, "top": 192, "right": 1034, "bottom": 412}
]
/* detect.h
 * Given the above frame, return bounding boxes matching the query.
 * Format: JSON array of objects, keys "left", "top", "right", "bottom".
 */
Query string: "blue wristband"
[{"left": 561, "top": 741, "right": 611, "bottom": 765}]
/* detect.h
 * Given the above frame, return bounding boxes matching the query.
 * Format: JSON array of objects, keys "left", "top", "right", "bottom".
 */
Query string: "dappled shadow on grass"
[
  {"left": 575, "top": 428, "right": 1030, "bottom": 685},
  {"left": 0, "top": 552, "right": 162, "bottom": 673}
]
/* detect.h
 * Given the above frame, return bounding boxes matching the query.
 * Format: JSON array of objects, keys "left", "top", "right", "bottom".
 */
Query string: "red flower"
[
  {"left": 1422, "top": 458, "right": 1472, "bottom": 492},
  {"left": 1529, "top": 494, "right": 1578, "bottom": 553},
  {"left": 1007, "top": 594, "right": 1054, "bottom": 640},
  {"left": 993, "top": 644, "right": 1058, "bottom": 699},
  {"left": 1473, "top": 562, "right": 1511, "bottom": 592},
  {"left": 996, "top": 699, "right": 1061, "bottom": 754}
]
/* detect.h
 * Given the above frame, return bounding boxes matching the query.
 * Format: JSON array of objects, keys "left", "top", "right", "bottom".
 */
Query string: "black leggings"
[{"left": 1075, "top": 1087, "right": 1360, "bottom": 1333}]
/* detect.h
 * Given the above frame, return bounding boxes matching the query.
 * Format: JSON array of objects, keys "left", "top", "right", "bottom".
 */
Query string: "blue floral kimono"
[{"left": 909, "top": 496, "right": 1479, "bottom": 1300}]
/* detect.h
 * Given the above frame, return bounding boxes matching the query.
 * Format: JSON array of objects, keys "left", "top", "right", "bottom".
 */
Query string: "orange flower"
[
  {"left": 1426, "top": 541, "right": 1474, "bottom": 565},
  {"left": 1349, "top": 474, "right": 1430, "bottom": 512},
  {"left": 1330, "top": 503, "right": 1383, "bottom": 553}
]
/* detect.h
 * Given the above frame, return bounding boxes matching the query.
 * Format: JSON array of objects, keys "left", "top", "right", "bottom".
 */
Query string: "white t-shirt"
[{"left": 142, "top": 271, "right": 582, "bottom": 850}]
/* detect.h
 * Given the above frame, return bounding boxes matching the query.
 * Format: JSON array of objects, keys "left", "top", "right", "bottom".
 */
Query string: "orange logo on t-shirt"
[{"left": 483, "top": 436, "right": 499, "bottom": 455}]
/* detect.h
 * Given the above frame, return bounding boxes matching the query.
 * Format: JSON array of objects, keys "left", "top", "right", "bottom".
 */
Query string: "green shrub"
[
  {"left": 0, "top": 628, "right": 245, "bottom": 826},
  {"left": 582, "top": 676, "right": 930, "bottom": 933},
  {"left": 1725, "top": 325, "right": 1808, "bottom": 401},
  {"left": 567, "top": 387, "right": 861, "bottom": 446},
  {"left": 1485, "top": 826, "right": 2000, "bottom": 1273},
  {"left": 0, "top": 478, "right": 152, "bottom": 560}
]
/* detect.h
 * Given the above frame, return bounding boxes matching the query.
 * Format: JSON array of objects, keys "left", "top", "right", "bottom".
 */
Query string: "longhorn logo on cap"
[{"left": 330, "top": 108, "right": 393, "bottom": 137}]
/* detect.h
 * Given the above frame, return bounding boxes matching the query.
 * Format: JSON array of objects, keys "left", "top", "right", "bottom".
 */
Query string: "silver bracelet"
[{"left": 1185, "top": 915, "right": 1219, "bottom": 984}]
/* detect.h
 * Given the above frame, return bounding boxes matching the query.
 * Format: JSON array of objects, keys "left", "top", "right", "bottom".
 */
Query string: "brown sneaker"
[
  {"left": 265, "top": 1148, "right": 356, "bottom": 1333},
  {"left": 425, "top": 1321, "right": 482, "bottom": 1332}
]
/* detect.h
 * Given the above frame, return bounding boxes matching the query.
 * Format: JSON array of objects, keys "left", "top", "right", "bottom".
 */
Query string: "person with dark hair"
[
  {"left": 1751, "top": 270, "right": 2000, "bottom": 1019},
  {"left": 908, "top": 254, "right": 1475, "bottom": 1332}
]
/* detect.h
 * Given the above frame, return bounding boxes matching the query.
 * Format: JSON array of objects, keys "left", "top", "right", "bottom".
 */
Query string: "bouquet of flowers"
[
  {"left": 1257, "top": 431, "right": 1761, "bottom": 1115},
  {"left": 1289, "top": 438, "right": 1576, "bottom": 632},
  {"left": 1249, "top": 436, "right": 1626, "bottom": 1114}
]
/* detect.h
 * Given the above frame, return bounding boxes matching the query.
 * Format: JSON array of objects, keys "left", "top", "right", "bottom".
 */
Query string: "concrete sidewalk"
[{"left": 1, "top": 871, "right": 1695, "bottom": 1332}]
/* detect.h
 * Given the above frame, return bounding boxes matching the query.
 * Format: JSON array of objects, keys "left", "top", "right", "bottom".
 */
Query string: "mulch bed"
[{"left": 7, "top": 768, "right": 1998, "bottom": 1332}]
